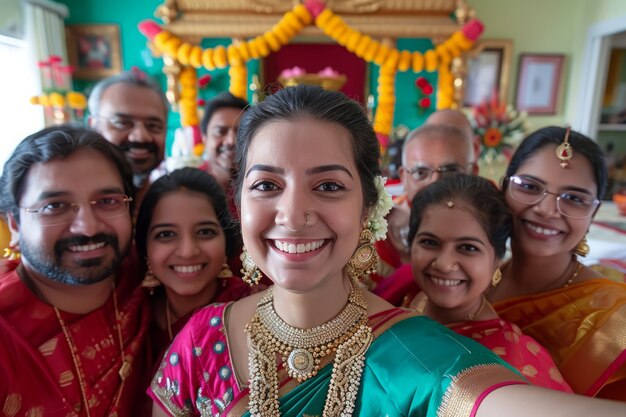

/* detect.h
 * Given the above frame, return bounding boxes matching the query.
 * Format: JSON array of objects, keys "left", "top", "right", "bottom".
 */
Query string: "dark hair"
[
  {"left": 505, "top": 126, "right": 607, "bottom": 199},
  {"left": 88, "top": 70, "right": 169, "bottom": 117},
  {"left": 234, "top": 85, "right": 381, "bottom": 212},
  {"left": 200, "top": 92, "right": 249, "bottom": 135},
  {"left": 408, "top": 174, "right": 512, "bottom": 259},
  {"left": 135, "top": 167, "right": 240, "bottom": 262},
  {"left": 0, "top": 125, "right": 135, "bottom": 222}
]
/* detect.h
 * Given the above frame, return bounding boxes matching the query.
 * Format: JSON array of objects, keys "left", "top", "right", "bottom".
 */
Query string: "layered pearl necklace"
[{"left": 245, "top": 282, "right": 372, "bottom": 416}]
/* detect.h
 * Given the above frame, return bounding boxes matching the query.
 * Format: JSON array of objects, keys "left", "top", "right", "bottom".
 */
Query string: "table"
[{"left": 586, "top": 202, "right": 626, "bottom": 267}]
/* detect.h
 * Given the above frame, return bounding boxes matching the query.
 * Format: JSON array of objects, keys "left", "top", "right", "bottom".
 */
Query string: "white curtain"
[{"left": 23, "top": 0, "right": 69, "bottom": 64}]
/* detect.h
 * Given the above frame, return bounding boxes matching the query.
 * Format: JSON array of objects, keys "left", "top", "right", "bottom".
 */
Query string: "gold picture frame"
[
  {"left": 463, "top": 39, "right": 513, "bottom": 107},
  {"left": 66, "top": 24, "right": 122, "bottom": 80}
]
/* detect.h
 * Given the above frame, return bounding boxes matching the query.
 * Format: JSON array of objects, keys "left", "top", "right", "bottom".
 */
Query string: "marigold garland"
[
  {"left": 179, "top": 66, "right": 199, "bottom": 127},
  {"left": 138, "top": 1, "right": 483, "bottom": 148}
]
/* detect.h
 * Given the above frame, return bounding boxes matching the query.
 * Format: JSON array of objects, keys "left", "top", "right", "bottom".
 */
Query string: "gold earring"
[
  {"left": 491, "top": 268, "right": 502, "bottom": 288},
  {"left": 3, "top": 246, "right": 20, "bottom": 261},
  {"left": 217, "top": 263, "right": 233, "bottom": 279},
  {"left": 141, "top": 260, "right": 161, "bottom": 295},
  {"left": 347, "top": 229, "right": 379, "bottom": 281},
  {"left": 240, "top": 248, "right": 262, "bottom": 286},
  {"left": 574, "top": 236, "right": 589, "bottom": 257}
]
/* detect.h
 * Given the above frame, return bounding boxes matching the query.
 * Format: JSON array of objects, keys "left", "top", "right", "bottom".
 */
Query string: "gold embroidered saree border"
[
  {"left": 225, "top": 308, "right": 418, "bottom": 416},
  {"left": 437, "top": 364, "right": 526, "bottom": 417},
  {"left": 561, "top": 303, "right": 626, "bottom": 395}
]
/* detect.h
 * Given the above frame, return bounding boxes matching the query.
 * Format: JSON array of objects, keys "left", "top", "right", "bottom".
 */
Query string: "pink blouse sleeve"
[{"left": 148, "top": 303, "right": 241, "bottom": 416}]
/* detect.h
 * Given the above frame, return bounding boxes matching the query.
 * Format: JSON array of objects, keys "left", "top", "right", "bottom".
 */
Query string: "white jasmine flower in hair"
[{"left": 367, "top": 176, "right": 393, "bottom": 241}]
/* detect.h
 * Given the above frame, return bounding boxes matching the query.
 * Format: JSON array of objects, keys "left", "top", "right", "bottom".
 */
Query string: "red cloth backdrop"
[{"left": 263, "top": 43, "right": 366, "bottom": 103}]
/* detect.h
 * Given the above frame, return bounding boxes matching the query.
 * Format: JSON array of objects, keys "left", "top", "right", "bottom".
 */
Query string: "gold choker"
[{"left": 245, "top": 281, "right": 372, "bottom": 416}]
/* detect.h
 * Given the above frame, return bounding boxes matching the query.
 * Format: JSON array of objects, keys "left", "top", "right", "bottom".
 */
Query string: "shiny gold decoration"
[
  {"left": 556, "top": 126, "right": 573, "bottom": 168},
  {"left": 245, "top": 281, "right": 372, "bottom": 416},
  {"left": 278, "top": 74, "right": 347, "bottom": 91},
  {"left": 491, "top": 268, "right": 502, "bottom": 288},
  {"left": 141, "top": 261, "right": 161, "bottom": 295},
  {"left": 217, "top": 263, "right": 234, "bottom": 279},
  {"left": 240, "top": 248, "right": 263, "bottom": 286},
  {"left": 563, "top": 261, "right": 583, "bottom": 288},
  {"left": 3, "top": 246, "right": 20, "bottom": 261},
  {"left": 3, "top": 393, "right": 21, "bottom": 417},
  {"left": 574, "top": 236, "right": 590, "bottom": 258},
  {"left": 55, "top": 307, "right": 92, "bottom": 417},
  {"left": 347, "top": 229, "right": 379, "bottom": 280},
  {"left": 152, "top": 0, "right": 474, "bottom": 111},
  {"left": 54, "top": 283, "right": 132, "bottom": 417}
]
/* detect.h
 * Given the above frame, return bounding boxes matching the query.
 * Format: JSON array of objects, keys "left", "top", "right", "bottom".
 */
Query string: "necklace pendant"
[
  {"left": 119, "top": 360, "right": 132, "bottom": 380},
  {"left": 287, "top": 349, "right": 315, "bottom": 380}
]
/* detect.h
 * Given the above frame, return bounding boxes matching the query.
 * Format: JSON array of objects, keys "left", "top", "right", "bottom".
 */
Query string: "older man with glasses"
[
  {"left": 374, "top": 123, "right": 478, "bottom": 305},
  {"left": 88, "top": 70, "right": 168, "bottom": 205},
  {"left": 0, "top": 125, "right": 152, "bottom": 416}
]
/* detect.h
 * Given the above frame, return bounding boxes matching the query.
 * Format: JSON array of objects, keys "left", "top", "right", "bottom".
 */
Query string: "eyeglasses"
[
  {"left": 94, "top": 115, "right": 165, "bottom": 134},
  {"left": 506, "top": 175, "right": 599, "bottom": 219},
  {"left": 21, "top": 194, "right": 133, "bottom": 226},
  {"left": 405, "top": 163, "right": 473, "bottom": 182}
]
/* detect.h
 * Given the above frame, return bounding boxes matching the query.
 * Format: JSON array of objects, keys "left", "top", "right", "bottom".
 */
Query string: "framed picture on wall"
[
  {"left": 515, "top": 54, "right": 565, "bottom": 115},
  {"left": 66, "top": 24, "right": 122, "bottom": 80},
  {"left": 463, "top": 39, "right": 513, "bottom": 107}
]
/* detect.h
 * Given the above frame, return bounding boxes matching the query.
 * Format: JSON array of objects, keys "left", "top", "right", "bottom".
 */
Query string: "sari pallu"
[
  {"left": 150, "top": 303, "right": 526, "bottom": 417},
  {"left": 494, "top": 278, "right": 626, "bottom": 400},
  {"left": 0, "top": 255, "right": 152, "bottom": 416}
]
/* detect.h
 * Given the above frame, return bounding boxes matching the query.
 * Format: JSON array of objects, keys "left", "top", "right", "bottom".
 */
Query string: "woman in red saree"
[
  {"left": 489, "top": 127, "right": 626, "bottom": 399},
  {"left": 403, "top": 174, "right": 571, "bottom": 392}
]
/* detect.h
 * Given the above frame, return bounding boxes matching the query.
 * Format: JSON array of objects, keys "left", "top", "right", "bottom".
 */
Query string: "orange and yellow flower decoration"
[
  {"left": 139, "top": 0, "right": 483, "bottom": 149},
  {"left": 470, "top": 93, "right": 526, "bottom": 164}
]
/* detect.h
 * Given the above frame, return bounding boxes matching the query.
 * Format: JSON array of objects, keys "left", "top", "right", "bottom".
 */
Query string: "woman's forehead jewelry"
[
  {"left": 447, "top": 200, "right": 454, "bottom": 208},
  {"left": 556, "top": 126, "right": 573, "bottom": 168}
]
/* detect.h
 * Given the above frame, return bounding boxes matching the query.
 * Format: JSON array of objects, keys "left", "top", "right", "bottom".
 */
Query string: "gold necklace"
[
  {"left": 55, "top": 306, "right": 92, "bottom": 417},
  {"left": 563, "top": 261, "right": 583, "bottom": 288},
  {"left": 54, "top": 283, "right": 132, "bottom": 416},
  {"left": 245, "top": 281, "right": 373, "bottom": 417}
]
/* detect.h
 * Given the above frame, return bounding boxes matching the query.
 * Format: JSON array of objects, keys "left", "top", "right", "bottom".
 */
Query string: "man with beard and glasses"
[
  {"left": 199, "top": 91, "right": 248, "bottom": 190},
  {"left": 0, "top": 126, "right": 151, "bottom": 416},
  {"left": 88, "top": 69, "right": 168, "bottom": 207}
]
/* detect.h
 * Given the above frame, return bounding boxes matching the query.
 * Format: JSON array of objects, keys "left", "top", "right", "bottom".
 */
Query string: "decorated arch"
[{"left": 139, "top": 0, "right": 483, "bottom": 150}]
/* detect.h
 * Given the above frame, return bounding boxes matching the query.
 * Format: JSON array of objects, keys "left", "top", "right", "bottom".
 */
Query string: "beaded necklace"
[
  {"left": 245, "top": 282, "right": 373, "bottom": 416},
  {"left": 54, "top": 282, "right": 131, "bottom": 416}
]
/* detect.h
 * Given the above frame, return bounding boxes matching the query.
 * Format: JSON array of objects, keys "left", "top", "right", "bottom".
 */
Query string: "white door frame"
[{"left": 576, "top": 14, "right": 626, "bottom": 137}]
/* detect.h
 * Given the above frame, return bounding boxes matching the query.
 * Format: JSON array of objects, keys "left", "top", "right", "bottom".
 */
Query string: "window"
[{"left": 0, "top": 34, "right": 43, "bottom": 171}]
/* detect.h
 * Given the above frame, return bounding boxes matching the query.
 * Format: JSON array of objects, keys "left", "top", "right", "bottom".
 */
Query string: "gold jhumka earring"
[
  {"left": 2, "top": 245, "right": 20, "bottom": 261},
  {"left": 347, "top": 228, "right": 379, "bottom": 281},
  {"left": 240, "top": 248, "right": 263, "bottom": 286},
  {"left": 141, "top": 260, "right": 161, "bottom": 295},
  {"left": 556, "top": 126, "right": 573, "bottom": 168},
  {"left": 217, "top": 263, "right": 233, "bottom": 279},
  {"left": 491, "top": 268, "right": 503, "bottom": 287},
  {"left": 574, "top": 236, "right": 590, "bottom": 257}
]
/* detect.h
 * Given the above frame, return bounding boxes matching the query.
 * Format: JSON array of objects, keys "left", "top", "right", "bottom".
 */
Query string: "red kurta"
[{"left": 0, "top": 255, "right": 152, "bottom": 416}]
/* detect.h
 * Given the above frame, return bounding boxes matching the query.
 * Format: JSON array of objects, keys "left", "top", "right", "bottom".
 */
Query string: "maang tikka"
[{"left": 556, "top": 126, "right": 573, "bottom": 168}]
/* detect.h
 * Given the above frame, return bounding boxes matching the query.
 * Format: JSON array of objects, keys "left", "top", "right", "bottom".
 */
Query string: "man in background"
[
  {"left": 88, "top": 70, "right": 168, "bottom": 204},
  {"left": 374, "top": 114, "right": 478, "bottom": 305},
  {"left": 199, "top": 92, "right": 248, "bottom": 190}
]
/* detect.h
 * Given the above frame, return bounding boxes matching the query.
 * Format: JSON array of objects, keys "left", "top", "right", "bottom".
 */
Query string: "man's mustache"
[{"left": 119, "top": 142, "right": 158, "bottom": 153}]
